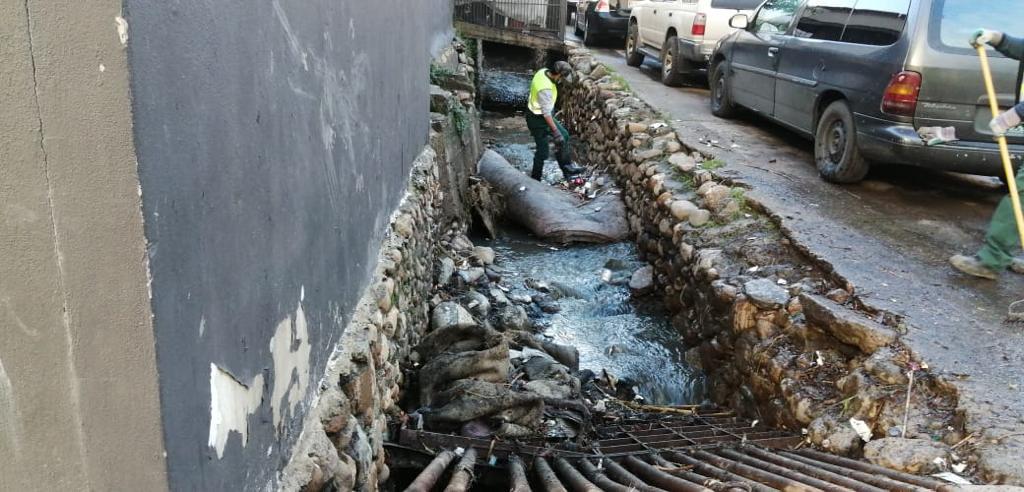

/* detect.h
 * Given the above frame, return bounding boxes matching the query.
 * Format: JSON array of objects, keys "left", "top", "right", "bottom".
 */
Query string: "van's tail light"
[
  {"left": 881, "top": 71, "right": 922, "bottom": 117},
  {"left": 596, "top": 0, "right": 611, "bottom": 12},
  {"left": 692, "top": 13, "right": 707, "bottom": 36}
]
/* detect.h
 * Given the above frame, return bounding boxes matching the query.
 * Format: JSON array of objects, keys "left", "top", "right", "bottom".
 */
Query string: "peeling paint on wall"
[
  {"left": 0, "top": 356, "right": 20, "bottom": 457},
  {"left": 208, "top": 364, "right": 264, "bottom": 459},
  {"left": 270, "top": 289, "right": 311, "bottom": 433},
  {"left": 115, "top": 16, "right": 128, "bottom": 45}
]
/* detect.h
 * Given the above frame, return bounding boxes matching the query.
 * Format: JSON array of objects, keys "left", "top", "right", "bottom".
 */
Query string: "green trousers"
[
  {"left": 979, "top": 165, "right": 1024, "bottom": 270},
  {"left": 526, "top": 112, "right": 571, "bottom": 180}
]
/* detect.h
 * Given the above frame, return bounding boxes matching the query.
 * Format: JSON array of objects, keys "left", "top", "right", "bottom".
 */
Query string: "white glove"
[
  {"left": 970, "top": 29, "right": 1004, "bottom": 48},
  {"left": 990, "top": 108, "right": 1022, "bottom": 137}
]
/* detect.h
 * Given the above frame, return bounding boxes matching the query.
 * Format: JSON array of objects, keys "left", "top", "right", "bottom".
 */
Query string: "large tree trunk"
[{"left": 477, "top": 150, "right": 629, "bottom": 244}]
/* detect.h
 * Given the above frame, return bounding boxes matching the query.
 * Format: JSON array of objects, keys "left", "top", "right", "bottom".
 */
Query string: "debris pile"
[{"left": 405, "top": 229, "right": 593, "bottom": 443}]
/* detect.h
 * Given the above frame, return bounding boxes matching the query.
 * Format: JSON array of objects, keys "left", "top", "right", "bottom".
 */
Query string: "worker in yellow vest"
[{"left": 526, "top": 61, "right": 584, "bottom": 181}]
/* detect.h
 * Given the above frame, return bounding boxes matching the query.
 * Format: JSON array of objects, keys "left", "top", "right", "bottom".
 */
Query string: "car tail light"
[
  {"left": 596, "top": 0, "right": 611, "bottom": 12},
  {"left": 692, "top": 13, "right": 707, "bottom": 36},
  {"left": 881, "top": 71, "right": 922, "bottom": 117}
]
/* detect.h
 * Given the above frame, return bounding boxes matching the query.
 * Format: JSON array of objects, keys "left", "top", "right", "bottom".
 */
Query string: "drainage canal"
[
  {"left": 383, "top": 47, "right": 960, "bottom": 491},
  {"left": 482, "top": 113, "right": 706, "bottom": 406}
]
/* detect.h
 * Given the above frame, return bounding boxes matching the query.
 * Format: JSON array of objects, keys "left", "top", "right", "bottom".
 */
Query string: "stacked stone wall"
[{"left": 559, "top": 48, "right": 963, "bottom": 462}]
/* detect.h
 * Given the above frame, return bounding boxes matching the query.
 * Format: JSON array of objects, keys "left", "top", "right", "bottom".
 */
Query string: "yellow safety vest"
[{"left": 528, "top": 69, "right": 557, "bottom": 115}]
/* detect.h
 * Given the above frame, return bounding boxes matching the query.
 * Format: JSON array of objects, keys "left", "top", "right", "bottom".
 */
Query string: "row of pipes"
[{"left": 402, "top": 446, "right": 955, "bottom": 492}]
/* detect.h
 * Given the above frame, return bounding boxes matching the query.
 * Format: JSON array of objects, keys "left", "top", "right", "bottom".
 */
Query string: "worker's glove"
[
  {"left": 552, "top": 132, "right": 565, "bottom": 146},
  {"left": 990, "top": 108, "right": 1022, "bottom": 137},
  {"left": 970, "top": 29, "right": 1004, "bottom": 48}
]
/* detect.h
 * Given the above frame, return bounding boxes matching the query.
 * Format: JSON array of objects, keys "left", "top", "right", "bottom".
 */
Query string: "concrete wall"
[
  {"left": 122, "top": 0, "right": 453, "bottom": 489},
  {"left": 0, "top": 1, "right": 167, "bottom": 490}
]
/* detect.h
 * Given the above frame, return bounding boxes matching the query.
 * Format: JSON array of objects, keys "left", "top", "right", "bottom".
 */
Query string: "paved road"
[{"left": 568, "top": 33, "right": 1024, "bottom": 471}]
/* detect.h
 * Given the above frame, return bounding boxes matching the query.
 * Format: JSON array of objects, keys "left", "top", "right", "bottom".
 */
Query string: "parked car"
[
  {"left": 625, "top": 0, "right": 762, "bottom": 86},
  {"left": 710, "top": 0, "right": 1024, "bottom": 183},
  {"left": 575, "top": 0, "right": 632, "bottom": 46}
]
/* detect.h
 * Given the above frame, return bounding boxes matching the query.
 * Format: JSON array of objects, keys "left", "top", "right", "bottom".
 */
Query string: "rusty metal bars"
[{"left": 454, "top": 0, "right": 567, "bottom": 40}]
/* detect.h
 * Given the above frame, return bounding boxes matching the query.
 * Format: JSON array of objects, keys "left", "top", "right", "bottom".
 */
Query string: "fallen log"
[{"left": 477, "top": 150, "right": 629, "bottom": 244}]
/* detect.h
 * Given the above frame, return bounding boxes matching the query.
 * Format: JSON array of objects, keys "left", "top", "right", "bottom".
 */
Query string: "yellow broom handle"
[{"left": 977, "top": 45, "right": 1024, "bottom": 251}]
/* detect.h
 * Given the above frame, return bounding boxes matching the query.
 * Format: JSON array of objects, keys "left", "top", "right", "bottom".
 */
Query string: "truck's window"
[
  {"left": 931, "top": 0, "right": 1021, "bottom": 55},
  {"left": 752, "top": 0, "right": 800, "bottom": 35},
  {"left": 710, "top": 0, "right": 763, "bottom": 10},
  {"left": 840, "top": 0, "right": 910, "bottom": 46},
  {"left": 794, "top": 0, "right": 855, "bottom": 42}
]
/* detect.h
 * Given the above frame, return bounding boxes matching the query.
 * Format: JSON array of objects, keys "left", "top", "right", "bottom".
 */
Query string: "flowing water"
[
  {"left": 480, "top": 111, "right": 706, "bottom": 406},
  {"left": 487, "top": 232, "right": 707, "bottom": 406}
]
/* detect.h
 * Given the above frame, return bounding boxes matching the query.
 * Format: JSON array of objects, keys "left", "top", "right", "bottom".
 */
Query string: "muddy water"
[{"left": 481, "top": 112, "right": 706, "bottom": 406}]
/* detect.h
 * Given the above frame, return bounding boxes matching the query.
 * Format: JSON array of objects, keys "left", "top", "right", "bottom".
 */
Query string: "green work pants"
[
  {"left": 526, "top": 112, "right": 571, "bottom": 180},
  {"left": 979, "top": 165, "right": 1024, "bottom": 270}
]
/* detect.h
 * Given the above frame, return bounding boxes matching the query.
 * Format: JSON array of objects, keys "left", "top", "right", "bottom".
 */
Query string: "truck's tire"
[
  {"left": 815, "top": 100, "right": 870, "bottom": 183},
  {"left": 626, "top": 22, "right": 644, "bottom": 67},
  {"left": 660, "top": 36, "right": 688, "bottom": 87},
  {"left": 710, "top": 60, "right": 738, "bottom": 118}
]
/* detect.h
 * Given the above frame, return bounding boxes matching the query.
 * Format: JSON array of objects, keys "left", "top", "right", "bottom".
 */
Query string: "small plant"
[
  {"left": 430, "top": 63, "right": 454, "bottom": 85},
  {"left": 450, "top": 103, "right": 470, "bottom": 136},
  {"left": 702, "top": 159, "right": 726, "bottom": 170},
  {"left": 730, "top": 187, "right": 750, "bottom": 221}
]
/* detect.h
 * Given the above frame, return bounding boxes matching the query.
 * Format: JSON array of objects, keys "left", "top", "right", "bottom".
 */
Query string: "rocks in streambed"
[
  {"left": 472, "top": 246, "right": 495, "bottom": 265},
  {"left": 430, "top": 302, "right": 476, "bottom": 331},
  {"left": 494, "top": 304, "right": 530, "bottom": 331},
  {"left": 629, "top": 265, "right": 654, "bottom": 294}
]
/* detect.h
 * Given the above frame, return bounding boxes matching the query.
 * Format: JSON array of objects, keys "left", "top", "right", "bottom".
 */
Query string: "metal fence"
[{"left": 454, "top": 0, "right": 567, "bottom": 40}]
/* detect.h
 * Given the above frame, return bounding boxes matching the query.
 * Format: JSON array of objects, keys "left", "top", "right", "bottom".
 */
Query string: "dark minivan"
[{"left": 710, "top": 0, "right": 1024, "bottom": 183}]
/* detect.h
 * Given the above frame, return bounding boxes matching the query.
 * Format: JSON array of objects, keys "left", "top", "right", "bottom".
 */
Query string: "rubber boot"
[
  {"left": 1013, "top": 258, "right": 1024, "bottom": 275},
  {"left": 950, "top": 255, "right": 999, "bottom": 280},
  {"left": 560, "top": 162, "right": 585, "bottom": 180}
]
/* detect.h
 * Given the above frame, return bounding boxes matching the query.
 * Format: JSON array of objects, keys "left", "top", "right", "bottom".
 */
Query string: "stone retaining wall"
[
  {"left": 560, "top": 48, "right": 964, "bottom": 465},
  {"left": 277, "top": 43, "right": 482, "bottom": 491}
]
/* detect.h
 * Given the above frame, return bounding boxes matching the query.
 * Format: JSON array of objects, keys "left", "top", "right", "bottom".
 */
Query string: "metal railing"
[{"left": 455, "top": 0, "right": 567, "bottom": 41}]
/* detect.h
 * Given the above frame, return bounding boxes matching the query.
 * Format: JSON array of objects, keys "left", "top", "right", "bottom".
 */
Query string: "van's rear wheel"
[
  {"left": 710, "top": 61, "right": 738, "bottom": 118},
  {"left": 815, "top": 100, "right": 870, "bottom": 183},
  {"left": 661, "top": 36, "right": 688, "bottom": 87},
  {"left": 583, "top": 18, "right": 599, "bottom": 46},
  {"left": 626, "top": 22, "right": 644, "bottom": 67}
]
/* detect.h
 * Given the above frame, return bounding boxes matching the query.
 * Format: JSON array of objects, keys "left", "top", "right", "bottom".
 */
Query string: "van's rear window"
[
  {"left": 934, "top": 0, "right": 1023, "bottom": 54},
  {"left": 711, "top": 0, "right": 763, "bottom": 10}
]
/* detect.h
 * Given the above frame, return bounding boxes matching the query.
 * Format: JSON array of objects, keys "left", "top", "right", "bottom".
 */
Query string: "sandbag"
[
  {"left": 419, "top": 342, "right": 510, "bottom": 406},
  {"left": 477, "top": 150, "right": 629, "bottom": 243},
  {"left": 425, "top": 379, "right": 543, "bottom": 431}
]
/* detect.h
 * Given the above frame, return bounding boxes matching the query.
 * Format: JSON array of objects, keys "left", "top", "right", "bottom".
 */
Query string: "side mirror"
[{"left": 729, "top": 14, "right": 749, "bottom": 30}]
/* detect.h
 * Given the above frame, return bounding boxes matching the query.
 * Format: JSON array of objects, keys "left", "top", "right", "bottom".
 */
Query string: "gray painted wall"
[{"left": 124, "top": 0, "right": 452, "bottom": 488}]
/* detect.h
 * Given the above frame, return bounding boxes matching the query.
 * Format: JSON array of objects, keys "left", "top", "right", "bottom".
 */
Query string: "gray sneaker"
[
  {"left": 1012, "top": 258, "right": 1024, "bottom": 275},
  {"left": 950, "top": 255, "right": 998, "bottom": 280}
]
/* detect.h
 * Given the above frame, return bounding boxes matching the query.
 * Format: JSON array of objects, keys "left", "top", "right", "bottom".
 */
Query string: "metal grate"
[
  {"left": 454, "top": 0, "right": 567, "bottom": 40},
  {"left": 394, "top": 413, "right": 957, "bottom": 491}
]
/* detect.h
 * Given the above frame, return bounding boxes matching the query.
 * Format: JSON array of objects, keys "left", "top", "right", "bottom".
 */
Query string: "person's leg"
[
  {"left": 526, "top": 114, "right": 550, "bottom": 180},
  {"left": 553, "top": 117, "right": 572, "bottom": 167},
  {"left": 978, "top": 166, "right": 1024, "bottom": 271}
]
